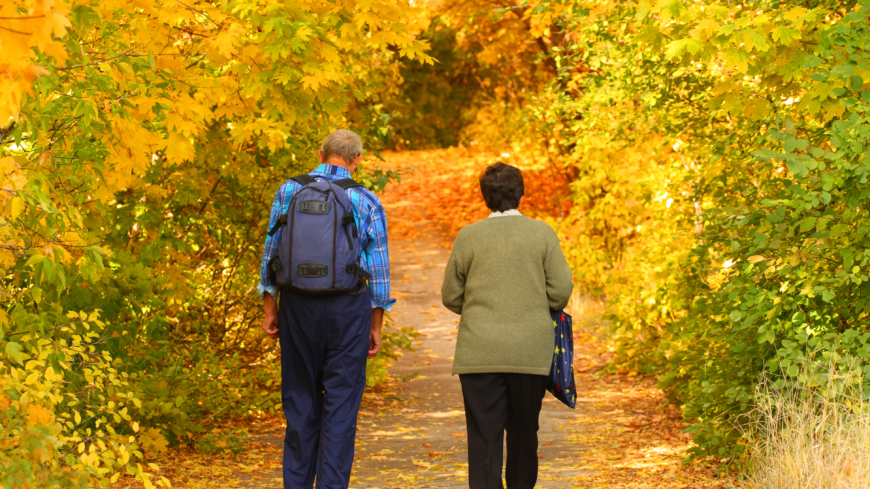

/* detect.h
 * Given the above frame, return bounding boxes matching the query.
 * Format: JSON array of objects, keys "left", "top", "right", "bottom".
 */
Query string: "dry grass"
[{"left": 739, "top": 363, "right": 870, "bottom": 489}]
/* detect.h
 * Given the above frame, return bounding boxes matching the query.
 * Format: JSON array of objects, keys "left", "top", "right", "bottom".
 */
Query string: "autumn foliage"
[
  {"left": 398, "top": 0, "right": 870, "bottom": 468},
  {"left": 1, "top": 0, "right": 430, "bottom": 486},
  {"left": 6, "top": 0, "right": 870, "bottom": 485}
]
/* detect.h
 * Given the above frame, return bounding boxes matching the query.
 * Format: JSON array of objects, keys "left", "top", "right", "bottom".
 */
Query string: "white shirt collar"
[{"left": 487, "top": 209, "right": 523, "bottom": 218}]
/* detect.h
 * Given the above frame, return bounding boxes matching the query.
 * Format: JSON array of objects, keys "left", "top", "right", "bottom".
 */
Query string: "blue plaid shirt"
[{"left": 258, "top": 164, "right": 396, "bottom": 311}]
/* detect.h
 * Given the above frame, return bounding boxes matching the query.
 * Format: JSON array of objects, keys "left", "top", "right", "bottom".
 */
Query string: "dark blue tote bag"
[{"left": 547, "top": 310, "right": 576, "bottom": 409}]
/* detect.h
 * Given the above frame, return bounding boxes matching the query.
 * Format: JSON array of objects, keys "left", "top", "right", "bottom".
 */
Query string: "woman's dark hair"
[{"left": 479, "top": 162, "right": 524, "bottom": 212}]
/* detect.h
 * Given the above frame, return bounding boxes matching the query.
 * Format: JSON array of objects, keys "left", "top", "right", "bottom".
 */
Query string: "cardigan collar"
[{"left": 487, "top": 209, "right": 523, "bottom": 218}]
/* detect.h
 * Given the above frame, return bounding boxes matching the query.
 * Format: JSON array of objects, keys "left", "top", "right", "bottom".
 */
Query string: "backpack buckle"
[
  {"left": 297, "top": 263, "right": 328, "bottom": 278},
  {"left": 300, "top": 201, "right": 330, "bottom": 215}
]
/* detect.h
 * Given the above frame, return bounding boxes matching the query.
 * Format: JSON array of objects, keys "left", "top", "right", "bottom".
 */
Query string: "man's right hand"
[
  {"left": 263, "top": 293, "right": 279, "bottom": 339},
  {"left": 368, "top": 307, "right": 385, "bottom": 359}
]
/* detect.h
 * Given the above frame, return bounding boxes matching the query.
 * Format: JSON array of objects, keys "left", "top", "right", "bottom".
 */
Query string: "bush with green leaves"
[{"left": 430, "top": 0, "right": 870, "bottom": 464}]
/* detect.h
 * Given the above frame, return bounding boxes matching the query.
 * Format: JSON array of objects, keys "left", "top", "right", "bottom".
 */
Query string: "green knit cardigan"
[{"left": 441, "top": 215, "right": 574, "bottom": 375}]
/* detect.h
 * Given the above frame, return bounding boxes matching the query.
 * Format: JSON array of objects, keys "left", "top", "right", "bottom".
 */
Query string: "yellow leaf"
[
  {"left": 301, "top": 74, "right": 325, "bottom": 91},
  {"left": 164, "top": 132, "right": 195, "bottom": 164},
  {"left": 748, "top": 255, "right": 767, "bottom": 263},
  {"left": 690, "top": 19, "right": 718, "bottom": 41},
  {"left": 7, "top": 197, "right": 24, "bottom": 220},
  {"left": 0, "top": 249, "right": 15, "bottom": 268},
  {"left": 140, "top": 427, "right": 169, "bottom": 455}
]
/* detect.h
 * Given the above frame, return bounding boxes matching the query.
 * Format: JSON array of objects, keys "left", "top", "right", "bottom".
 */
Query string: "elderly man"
[{"left": 259, "top": 129, "right": 395, "bottom": 488}]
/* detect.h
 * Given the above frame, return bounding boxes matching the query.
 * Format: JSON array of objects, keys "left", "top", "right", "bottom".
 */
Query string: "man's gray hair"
[{"left": 321, "top": 129, "right": 363, "bottom": 164}]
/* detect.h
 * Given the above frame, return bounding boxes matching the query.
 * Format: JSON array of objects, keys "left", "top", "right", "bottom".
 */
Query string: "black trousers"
[{"left": 459, "top": 373, "right": 549, "bottom": 489}]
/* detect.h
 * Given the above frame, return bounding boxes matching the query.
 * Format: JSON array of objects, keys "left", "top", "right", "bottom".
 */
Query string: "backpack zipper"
[
  {"left": 287, "top": 192, "right": 301, "bottom": 288},
  {"left": 344, "top": 217, "right": 354, "bottom": 250}
]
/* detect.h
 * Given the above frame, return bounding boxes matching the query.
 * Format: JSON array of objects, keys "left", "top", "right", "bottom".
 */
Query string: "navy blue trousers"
[{"left": 279, "top": 287, "right": 371, "bottom": 489}]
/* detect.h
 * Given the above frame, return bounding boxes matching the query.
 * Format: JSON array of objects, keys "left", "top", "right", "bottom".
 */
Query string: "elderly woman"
[{"left": 442, "top": 162, "right": 574, "bottom": 489}]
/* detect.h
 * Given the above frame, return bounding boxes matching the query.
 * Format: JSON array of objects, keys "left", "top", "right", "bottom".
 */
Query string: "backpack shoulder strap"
[
  {"left": 333, "top": 178, "right": 363, "bottom": 190},
  {"left": 290, "top": 174, "right": 316, "bottom": 186},
  {"left": 267, "top": 214, "right": 287, "bottom": 236}
]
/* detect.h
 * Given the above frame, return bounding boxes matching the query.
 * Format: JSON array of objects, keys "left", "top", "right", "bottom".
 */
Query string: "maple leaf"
[
  {"left": 27, "top": 404, "right": 52, "bottom": 427},
  {"left": 743, "top": 28, "right": 771, "bottom": 52},
  {"left": 724, "top": 48, "right": 752, "bottom": 72},
  {"left": 772, "top": 26, "right": 801, "bottom": 46},
  {"left": 664, "top": 38, "right": 707, "bottom": 60},
  {"left": 690, "top": 18, "right": 719, "bottom": 41},
  {"left": 164, "top": 132, "right": 196, "bottom": 164},
  {"left": 301, "top": 73, "right": 325, "bottom": 91},
  {"left": 211, "top": 23, "right": 245, "bottom": 58},
  {"left": 654, "top": 0, "right": 688, "bottom": 22}
]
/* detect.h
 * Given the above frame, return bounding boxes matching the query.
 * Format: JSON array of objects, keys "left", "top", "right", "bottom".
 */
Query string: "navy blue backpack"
[
  {"left": 548, "top": 310, "right": 576, "bottom": 409},
  {"left": 267, "top": 174, "right": 370, "bottom": 295}
]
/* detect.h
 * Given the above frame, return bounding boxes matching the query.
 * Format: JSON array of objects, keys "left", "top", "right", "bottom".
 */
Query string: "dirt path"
[{"left": 235, "top": 227, "right": 721, "bottom": 488}]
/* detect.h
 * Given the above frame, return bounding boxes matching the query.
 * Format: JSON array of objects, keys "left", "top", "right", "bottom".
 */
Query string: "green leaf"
[
  {"left": 772, "top": 26, "right": 800, "bottom": 45},
  {"left": 759, "top": 328, "right": 776, "bottom": 344},
  {"left": 5, "top": 342, "right": 24, "bottom": 365},
  {"left": 787, "top": 364, "right": 799, "bottom": 377},
  {"left": 853, "top": 76, "right": 864, "bottom": 92},
  {"left": 840, "top": 250, "right": 855, "bottom": 270},
  {"left": 788, "top": 159, "right": 807, "bottom": 175},
  {"left": 24, "top": 254, "right": 44, "bottom": 267},
  {"left": 41, "top": 259, "right": 55, "bottom": 283},
  {"left": 744, "top": 29, "right": 769, "bottom": 52},
  {"left": 793, "top": 139, "right": 808, "bottom": 151},
  {"left": 85, "top": 246, "right": 104, "bottom": 268},
  {"left": 800, "top": 217, "right": 817, "bottom": 232}
]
